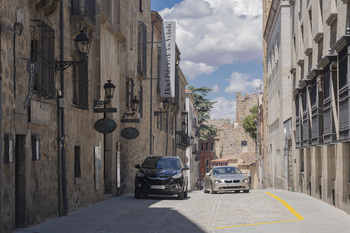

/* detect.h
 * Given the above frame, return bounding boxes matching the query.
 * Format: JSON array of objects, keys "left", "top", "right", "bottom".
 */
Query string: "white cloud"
[
  {"left": 180, "top": 60, "right": 216, "bottom": 80},
  {"left": 210, "top": 97, "right": 236, "bottom": 122},
  {"left": 225, "top": 72, "right": 262, "bottom": 93},
  {"left": 159, "top": 0, "right": 262, "bottom": 79},
  {"left": 211, "top": 84, "right": 219, "bottom": 93}
]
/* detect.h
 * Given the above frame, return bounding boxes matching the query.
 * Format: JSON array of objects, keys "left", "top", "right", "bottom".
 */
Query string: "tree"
[
  {"left": 188, "top": 86, "right": 218, "bottom": 141},
  {"left": 242, "top": 105, "right": 258, "bottom": 142}
]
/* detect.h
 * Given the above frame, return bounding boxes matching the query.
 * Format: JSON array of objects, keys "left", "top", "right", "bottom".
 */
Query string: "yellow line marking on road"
[
  {"left": 215, "top": 192, "right": 304, "bottom": 230},
  {"left": 266, "top": 192, "right": 304, "bottom": 220}
]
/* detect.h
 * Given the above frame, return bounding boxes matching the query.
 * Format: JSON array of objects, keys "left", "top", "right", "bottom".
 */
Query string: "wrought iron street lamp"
[
  {"left": 93, "top": 79, "right": 117, "bottom": 110},
  {"left": 55, "top": 29, "right": 91, "bottom": 71},
  {"left": 190, "top": 136, "right": 194, "bottom": 145},
  {"left": 74, "top": 30, "right": 91, "bottom": 55},
  {"left": 154, "top": 98, "right": 170, "bottom": 116},
  {"left": 103, "top": 79, "right": 116, "bottom": 101}
]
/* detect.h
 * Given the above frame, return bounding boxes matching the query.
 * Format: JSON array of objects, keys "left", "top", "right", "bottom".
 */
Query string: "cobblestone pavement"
[{"left": 15, "top": 189, "right": 350, "bottom": 233}]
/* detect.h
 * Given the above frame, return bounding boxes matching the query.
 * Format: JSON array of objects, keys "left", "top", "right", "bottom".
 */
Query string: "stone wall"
[{"left": 207, "top": 93, "right": 258, "bottom": 159}]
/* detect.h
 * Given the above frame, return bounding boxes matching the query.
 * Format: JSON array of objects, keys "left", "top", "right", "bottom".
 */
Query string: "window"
[
  {"left": 73, "top": 55, "right": 88, "bottom": 109},
  {"left": 241, "top": 141, "right": 247, "bottom": 146},
  {"left": 31, "top": 20, "right": 55, "bottom": 98},
  {"left": 130, "top": 22, "right": 134, "bottom": 50},
  {"left": 201, "top": 142, "right": 204, "bottom": 151},
  {"left": 205, "top": 159, "right": 209, "bottom": 172},
  {"left": 139, "top": 0, "right": 143, "bottom": 12},
  {"left": 205, "top": 142, "right": 208, "bottom": 151},
  {"left": 74, "top": 146, "right": 81, "bottom": 178},
  {"left": 138, "top": 21, "right": 147, "bottom": 79},
  {"left": 210, "top": 141, "right": 214, "bottom": 151},
  {"left": 300, "top": 153, "right": 304, "bottom": 172}
]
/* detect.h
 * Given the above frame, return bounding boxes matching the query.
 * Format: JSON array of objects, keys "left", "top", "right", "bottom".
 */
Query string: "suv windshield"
[{"left": 142, "top": 157, "right": 181, "bottom": 170}]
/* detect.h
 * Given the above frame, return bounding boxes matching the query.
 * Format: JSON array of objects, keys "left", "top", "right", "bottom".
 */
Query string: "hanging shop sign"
[
  {"left": 121, "top": 127, "right": 139, "bottom": 139},
  {"left": 94, "top": 118, "right": 117, "bottom": 134},
  {"left": 24, "top": 61, "right": 39, "bottom": 109},
  {"left": 160, "top": 21, "right": 176, "bottom": 98}
]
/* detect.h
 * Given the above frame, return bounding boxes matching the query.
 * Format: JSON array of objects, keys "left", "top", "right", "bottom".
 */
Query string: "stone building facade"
[
  {"left": 0, "top": 1, "right": 193, "bottom": 232},
  {"left": 263, "top": 0, "right": 350, "bottom": 215},
  {"left": 263, "top": 0, "right": 292, "bottom": 190}
]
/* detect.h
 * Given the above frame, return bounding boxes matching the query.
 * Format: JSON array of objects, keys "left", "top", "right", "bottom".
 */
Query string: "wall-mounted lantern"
[
  {"left": 190, "top": 136, "right": 194, "bottom": 145},
  {"left": 74, "top": 30, "right": 91, "bottom": 55},
  {"left": 154, "top": 98, "right": 170, "bottom": 116},
  {"left": 103, "top": 79, "right": 116, "bottom": 102},
  {"left": 93, "top": 79, "right": 117, "bottom": 112},
  {"left": 55, "top": 29, "right": 91, "bottom": 71}
]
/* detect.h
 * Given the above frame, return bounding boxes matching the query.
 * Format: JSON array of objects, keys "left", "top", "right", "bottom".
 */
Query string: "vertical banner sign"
[
  {"left": 24, "top": 62, "right": 39, "bottom": 109},
  {"left": 160, "top": 21, "right": 176, "bottom": 98}
]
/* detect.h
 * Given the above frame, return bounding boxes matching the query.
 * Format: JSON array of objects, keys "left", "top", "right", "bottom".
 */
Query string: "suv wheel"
[
  {"left": 184, "top": 183, "right": 188, "bottom": 198},
  {"left": 135, "top": 188, "right": 142, "bottom": 199}
]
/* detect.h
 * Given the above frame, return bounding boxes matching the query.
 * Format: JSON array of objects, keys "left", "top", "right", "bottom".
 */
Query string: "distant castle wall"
[{"left": 208, "top": 93, "right": 258, "bottom": 159}]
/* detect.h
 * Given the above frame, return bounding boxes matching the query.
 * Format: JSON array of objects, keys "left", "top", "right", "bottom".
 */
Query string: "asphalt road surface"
[{"left": 15, "top": 189, "right": 350, "bottom": 233}]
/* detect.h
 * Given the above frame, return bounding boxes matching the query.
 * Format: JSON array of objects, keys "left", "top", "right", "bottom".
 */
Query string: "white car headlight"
[
  {"left": 242, "top": 178, "right": 248, "bottom": 183},
  {"left": 214, "top": 180, "right": 223, "bottom": 184},
  {"left": 136, "top": 171, "right": 145, "bottom": 177},
  {"left": 172, "top": 173, "right": 182, "bottom": 179}
]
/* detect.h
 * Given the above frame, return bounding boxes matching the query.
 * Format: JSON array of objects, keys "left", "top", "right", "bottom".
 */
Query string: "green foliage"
[
  {"left": 242, "top": 105, "right": 258, "bottom": 142},
  {"left": 188, "top": 86, "right": 218, "bottom": 141}
]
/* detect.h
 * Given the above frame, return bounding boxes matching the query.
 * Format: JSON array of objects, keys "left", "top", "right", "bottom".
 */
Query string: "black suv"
[{"left": 134, "top": 156, "right": 189, "bottom": 199}]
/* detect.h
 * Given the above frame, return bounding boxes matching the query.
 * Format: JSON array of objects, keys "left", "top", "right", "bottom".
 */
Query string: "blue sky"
[{"left": 151, "top": 0, "right": 263, "bottom": 121}]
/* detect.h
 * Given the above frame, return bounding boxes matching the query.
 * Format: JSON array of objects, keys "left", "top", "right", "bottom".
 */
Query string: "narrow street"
[{"left": 15, "top": 189, "right": 350, "bottom": 233}]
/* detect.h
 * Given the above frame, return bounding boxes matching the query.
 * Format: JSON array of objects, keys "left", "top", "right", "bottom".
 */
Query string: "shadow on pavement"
[{"left": 15, "top": 194, "right": 204, "bottom": 233}]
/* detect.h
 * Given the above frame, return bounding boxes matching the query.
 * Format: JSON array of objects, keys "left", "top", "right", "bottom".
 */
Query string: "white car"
[{"left": 203, "top": 166, "right": 250, "bottom": 194}]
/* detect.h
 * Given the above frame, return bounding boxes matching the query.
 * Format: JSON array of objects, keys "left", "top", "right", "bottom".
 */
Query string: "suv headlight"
[
  {"left": 214, "top": 180, "right": 223, "bottom": 184},
  {"left": 172, "top": 173, "right": 182, "bottom": 179},
  {"left": 242, "top": 178, "right": 248, "bottom": 183},
  {"left": 136, "top": 171, "right": 145, "bottom": 177}
]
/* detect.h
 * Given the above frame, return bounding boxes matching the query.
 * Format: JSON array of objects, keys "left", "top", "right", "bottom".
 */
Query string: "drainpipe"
[
  {"left": 0, "top": 24, "right": 3, "bottom": 231},
  {"left": 0, "top": 74, "right": 2, "bottom": 231},
  {"left": 149, "top": 15, "right": 159, "bottom": 156},
  {"left": 58, "top": 0, "right": 68, "bottom": 216}
]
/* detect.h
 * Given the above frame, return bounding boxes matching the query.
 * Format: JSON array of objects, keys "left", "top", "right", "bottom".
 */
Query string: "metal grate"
[
  {"left": 31, "top": 20, "right": 55, "bottom": 99},
  {"left": 137, "top": 21, "right": 147, "bottom": 79}
]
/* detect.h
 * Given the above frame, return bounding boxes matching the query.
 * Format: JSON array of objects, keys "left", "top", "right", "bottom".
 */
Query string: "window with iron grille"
[
  {"left": 30, "top": 20, "right": 55, "bottom": 99},
  {"left": 73, "top": 55, "right": 88, "bottom": 109},
  {"left": 71, "top": 0, "right": 96, "bottom": 25},
  {"left": 138, "top": 21, "right": 147, "bottom": 79}
]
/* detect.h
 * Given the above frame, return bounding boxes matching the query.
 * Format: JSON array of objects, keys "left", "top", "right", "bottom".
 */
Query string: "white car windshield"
[{"left": 212, "top": 167, "right": 242, "bottom": 175}]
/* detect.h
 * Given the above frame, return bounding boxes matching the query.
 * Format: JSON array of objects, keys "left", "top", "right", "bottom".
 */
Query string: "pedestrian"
[
  {"left": 195, "top": 179, "right": 199, "bottom": 190},
  {"left": 200, "top": 180, "right": 203, "bottom": 190}
]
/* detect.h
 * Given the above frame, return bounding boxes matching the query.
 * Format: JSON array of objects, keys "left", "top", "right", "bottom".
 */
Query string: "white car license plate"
[{"left": 150, "top": 185, "right": 165, "bottom": 190}]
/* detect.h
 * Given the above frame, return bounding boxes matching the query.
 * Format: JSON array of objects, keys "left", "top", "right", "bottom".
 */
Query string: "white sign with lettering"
[{"left": 160, "top": 21, "right": 176, "bottom": 98}]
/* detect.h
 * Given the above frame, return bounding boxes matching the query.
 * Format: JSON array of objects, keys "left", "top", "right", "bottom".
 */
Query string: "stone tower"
[{"left": 236, "top": 92, "right": 258, "bottom": 122}]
